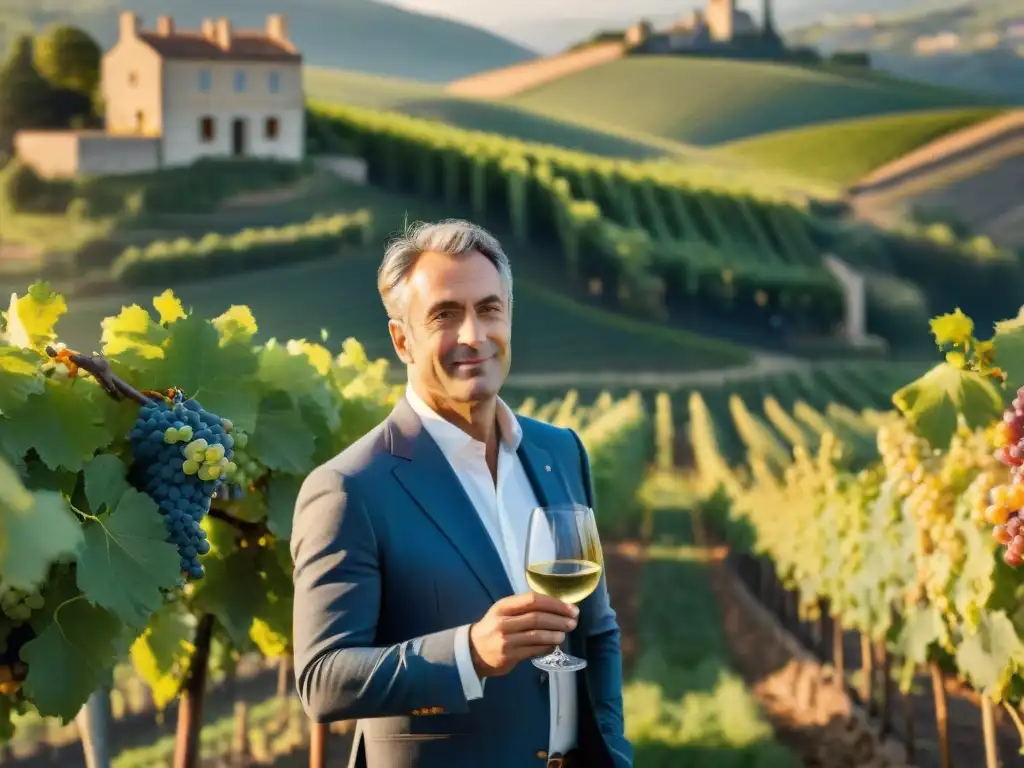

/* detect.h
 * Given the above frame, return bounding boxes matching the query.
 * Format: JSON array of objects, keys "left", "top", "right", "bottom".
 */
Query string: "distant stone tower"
[
  {"left": 706, "top": 0, "right": 736, "bottom": 41},
  {"left": 625, "top": 20, "right": 653, "bottom": 48}
]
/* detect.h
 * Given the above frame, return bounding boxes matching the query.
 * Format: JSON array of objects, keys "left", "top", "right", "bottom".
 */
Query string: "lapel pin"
[{"left": 544, "top": 465, "right": 551, "bottom": 472}]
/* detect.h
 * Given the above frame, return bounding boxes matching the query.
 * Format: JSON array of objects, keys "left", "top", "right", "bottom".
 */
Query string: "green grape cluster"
[
  {"left": 182, "top": 439, "right": 235, "bottom": 482},
  {"left": 227, "top": 431, "right": 266, "bottom": 490},
  {"left": 0, "top": 584, "right": 43, "bottom": 624}
]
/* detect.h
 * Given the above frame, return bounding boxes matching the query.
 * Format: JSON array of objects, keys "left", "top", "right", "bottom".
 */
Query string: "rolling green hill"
[
  {"left": 303, "top": 67, "right": 678, "bottom": 159},
  {"left": 304, "top": 67, "right": 842, "bottom": 197},
  {"left": 508, "top": 56, "right": 999, "bottom": 146},
  {"left": 0, "top": 0, "right": 535, "bottom": 82},
  {"left": 720, "top": 107, "right": 1004, "bottom": 187}
]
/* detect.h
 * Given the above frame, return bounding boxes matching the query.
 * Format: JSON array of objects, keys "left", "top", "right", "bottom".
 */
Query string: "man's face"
[{"left": 389, "top": 249, "right": 511, "bottom": 406}]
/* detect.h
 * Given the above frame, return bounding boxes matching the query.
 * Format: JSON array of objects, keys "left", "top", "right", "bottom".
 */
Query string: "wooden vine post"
[
  {"left": 876, "top": 639, "right": 892, "bottom": 739},
  {"left": 832, "top": 616, "right": 845, "bottom": 688},
  {"left": 930, "top": 661, "right": 952, "bottom": 768},
  {"left": 980, "top": 694, "right": 999, "bottom": 768},
  {"left": 173, "top": 615, "right": 215, "bottom": 768},
  {"left": 310, "top": 721, "right": 328, "bottom": 768},
  {"left": 860, "top": 633, "right": 875, "bottom": 715},
  {"left": 902, "top": 678, "right": 916, "bottom": 765}
]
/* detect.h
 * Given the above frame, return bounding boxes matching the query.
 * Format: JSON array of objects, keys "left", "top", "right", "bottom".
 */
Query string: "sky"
[{"left": 381, "top": 0, "right": 932, "bottom": 53}]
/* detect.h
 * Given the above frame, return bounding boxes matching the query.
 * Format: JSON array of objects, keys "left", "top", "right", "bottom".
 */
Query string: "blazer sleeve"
[
  {"left": 290, "top": 465, "right": 469, "bottom": 722},
  {"left": 569, "top": 428, "right": 634, "bottom": 767}
]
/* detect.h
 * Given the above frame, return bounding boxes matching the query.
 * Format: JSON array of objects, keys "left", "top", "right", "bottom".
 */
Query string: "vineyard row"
[{"left": 308, "top": 102, "right": 1023, "bottom": 345}]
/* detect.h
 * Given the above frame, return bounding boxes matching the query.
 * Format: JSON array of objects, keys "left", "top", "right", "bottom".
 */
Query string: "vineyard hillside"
[
  {"left": 719, "top": 108, "right": 1004, "bottom": 188},
  {"left": 507, "top": 56, "right": 999, "bottom": 146},
  {"left": 303, "top": 67, "right": 687, "bottom": 160},
  {"left": 57, "top": 194, "right": 752, "bottom": 377},
  {"left": 849, "top": 109, "right": 1024, "bottom": 247}
]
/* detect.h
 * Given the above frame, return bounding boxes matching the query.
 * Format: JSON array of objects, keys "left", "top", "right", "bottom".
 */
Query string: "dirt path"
[
  {"left": 446, "top": 42, "right": 625, "bottom": 100},
  {"left": 701, "top": 519, "right": 1024, "bottom": 768},
  {"left": 689, "top": 515, "right": 912, "bottom": 768},
  {"left": 505, "top": 352, "right": 807, "bottom": 389}
]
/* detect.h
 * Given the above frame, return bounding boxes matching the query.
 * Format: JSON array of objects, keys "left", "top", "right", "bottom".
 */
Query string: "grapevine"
[
  {"left": 44, "top": 348, "right": 231, "bottom": 581},
  {"left": 688, "top": 304, "right": 1024, "bottom": 748}
]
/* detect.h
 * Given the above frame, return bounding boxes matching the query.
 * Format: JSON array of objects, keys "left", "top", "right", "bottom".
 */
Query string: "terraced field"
[{"left": 508, "top": 56, "right": 998, "bottom": 146}]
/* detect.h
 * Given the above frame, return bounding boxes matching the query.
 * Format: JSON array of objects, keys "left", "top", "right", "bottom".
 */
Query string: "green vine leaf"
[
  {"left": 0, "top": 457, "right": 82, "bottom": 590},
  {"left": 75, "top": 489, "right": 182, "bottom": 628},
  {"left": 247, "top": 392, "right": 316, "bottom": 475},
  {"left": 892, "top": 362, "right": 1003, "bottom": 449},
  {"left": 266, "top": 474, "right": 302, "bottom": 540},
  {"left": 2, "top": 282, "right": 66, "bottom": 351},
  {"left": 991, "top": 324, "right": 1024, "bottom": 396},
  {"left": 21, "top": 571, "right": 123, "bottom": 722},
  {"left": 129, "top": 602, "right": 197, "bottom": 709},
  {"left": 0, "top": 346, "right": 44, "bottom": 417},
  {"left": 954, "top": 611, "right": 1024, "bottom": 699},
  {"left": 0, "top": 380, "right": 114, "bottom": 472}
]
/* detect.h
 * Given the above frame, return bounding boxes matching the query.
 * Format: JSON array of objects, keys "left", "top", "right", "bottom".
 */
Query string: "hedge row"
[
  {"left": 109, "top": 210, "right": 373, "bottom": 285},
  {"left": 1, "top": 157, "right": 309, "bottom": 218}
]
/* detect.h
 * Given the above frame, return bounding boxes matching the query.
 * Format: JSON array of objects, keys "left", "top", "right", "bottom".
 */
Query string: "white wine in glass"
[{"left": 524, "top": 503, "right": 604, "bottom": 673}]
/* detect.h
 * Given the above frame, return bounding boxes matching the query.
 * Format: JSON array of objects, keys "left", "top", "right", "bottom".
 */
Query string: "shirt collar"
[{"left": 404, "top": 383, "right": 523, "bottom": 461}]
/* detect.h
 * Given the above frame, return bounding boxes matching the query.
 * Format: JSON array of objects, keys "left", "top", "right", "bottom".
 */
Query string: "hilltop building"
[
  {"left": 624, "top": 0, "right": 785, "bottom": 57},
  {"left": 15, "top": 12, "right": 304, "bottom": 178}
]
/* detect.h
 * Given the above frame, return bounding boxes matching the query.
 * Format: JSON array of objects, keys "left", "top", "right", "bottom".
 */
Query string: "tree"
[
  {"left": 0, "top": 35, "right": 53, "bottom": 151},
  {"left": 33, "top": 24, "right": 101, "bottom": 97}
]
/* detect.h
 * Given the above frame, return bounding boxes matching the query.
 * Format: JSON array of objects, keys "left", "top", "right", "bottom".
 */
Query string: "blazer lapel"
[
  {"left": 388, "top": 398, "right": 515, "bottom": 604},
  {"left": 516, "top": 422, "right": 575, "bottom": 510}
]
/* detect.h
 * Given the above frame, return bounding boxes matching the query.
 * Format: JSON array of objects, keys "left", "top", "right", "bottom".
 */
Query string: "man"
[{"left": 290, "top": 219, "right": 633, "bottom": 768}]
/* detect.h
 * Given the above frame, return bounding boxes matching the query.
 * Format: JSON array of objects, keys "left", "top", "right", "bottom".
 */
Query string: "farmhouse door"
[{"left": 231, "top": 118, "right": 247, "bottom": 156}]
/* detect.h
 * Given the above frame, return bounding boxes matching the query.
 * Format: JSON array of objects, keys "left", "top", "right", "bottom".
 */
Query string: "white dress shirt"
[{"left": 405, "top": 385, "right": 577, "bottom": 755}]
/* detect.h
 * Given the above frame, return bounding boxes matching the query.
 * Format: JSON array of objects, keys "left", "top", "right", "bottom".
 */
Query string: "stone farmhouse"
[{"left": 15, "top": 12, "right": 304, "bottom": 178}]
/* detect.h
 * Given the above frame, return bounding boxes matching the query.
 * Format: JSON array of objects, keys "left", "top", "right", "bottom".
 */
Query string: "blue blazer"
[{"left": 290, "top": 396, "right": 633, "bottom": 767}]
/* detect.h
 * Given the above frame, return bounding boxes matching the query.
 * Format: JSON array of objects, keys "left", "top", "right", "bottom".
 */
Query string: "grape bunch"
[
  {"left": 0, "top": 585, "right": 43, "bottom": 624},
  {"left": 129, "top": 394, "right": 237, "bottom": 580},
  {"left": 989, "top": 388, "right": 1024, "bottom": 567},
  {"left": 214, "top": 430, "right": 264, "bottom": 502}
]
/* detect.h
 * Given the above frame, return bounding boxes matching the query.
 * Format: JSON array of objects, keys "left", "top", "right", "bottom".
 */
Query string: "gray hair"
[{"left": 377, "top": 219, "right": 514, "bottom": 321}]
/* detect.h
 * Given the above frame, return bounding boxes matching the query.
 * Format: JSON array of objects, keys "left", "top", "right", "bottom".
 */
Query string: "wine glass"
[{"left": 524, "top": 503, "right": 604, "bottom": 673}]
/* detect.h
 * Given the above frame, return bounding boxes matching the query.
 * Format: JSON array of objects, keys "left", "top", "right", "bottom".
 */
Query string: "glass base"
[{"left": 532, "top": 647, "right": 587, "bottom": 673}]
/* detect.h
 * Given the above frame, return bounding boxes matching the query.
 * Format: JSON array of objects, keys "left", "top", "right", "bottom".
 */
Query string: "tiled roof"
[{"left": 138, "top": 32, "right": 301, "bottom": 62}]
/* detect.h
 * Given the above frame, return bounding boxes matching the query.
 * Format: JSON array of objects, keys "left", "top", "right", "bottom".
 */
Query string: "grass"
[
  {"left": 508, "top": 56, "right": 1000, "bottom": 146},
  {"left": 304, "top": 67, "right": 685, "bottom": 160},
  {"left": 720, "top": 108, "right": 1005, "bottom": 187},
  {"left": 623, "top": 507, "right": 798, "bottom": 767},
  {"left": 49, "top": 180, "right": 752, "bottom": 375}
]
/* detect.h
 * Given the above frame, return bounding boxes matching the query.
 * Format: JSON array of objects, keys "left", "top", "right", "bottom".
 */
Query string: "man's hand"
[{"left": 468, "top": 592, "right": 579, "bottom": 678}]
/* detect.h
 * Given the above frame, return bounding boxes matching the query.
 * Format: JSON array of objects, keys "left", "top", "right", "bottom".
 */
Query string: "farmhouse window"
[
  {"left": 268, "top": 71, "right": 280, "bottom": 93},
  {"left": 127, "top": 71, "right": 138, "bottom": 87},
  {"left": 198, "top": 69, "right": 212, "bottom": 91},
  {"left": 199, "top": 116, "right": 215, "bottom": 142},
  {"left": 264, "top": 117, "right": 279, "bottom": 140},
  {"left": 234, "top": 70, "right": 246, "bottom": 92}
]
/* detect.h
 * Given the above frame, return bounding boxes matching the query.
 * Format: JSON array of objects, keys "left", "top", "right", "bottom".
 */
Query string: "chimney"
[
  {"left": 265, "top": 14, "right": 288, "bottom": 43},
  {"left": 201, "top": 19, "right": 216, "bottom": 40},
  {"left": 119, "top": 11, "right": 138, "bottom": 40},
  {"left": 215, "top": 17, "right": 232, "bottom": 50},
  {"left": 156, "top": 15, "right": 174, "bottom": 36}
]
